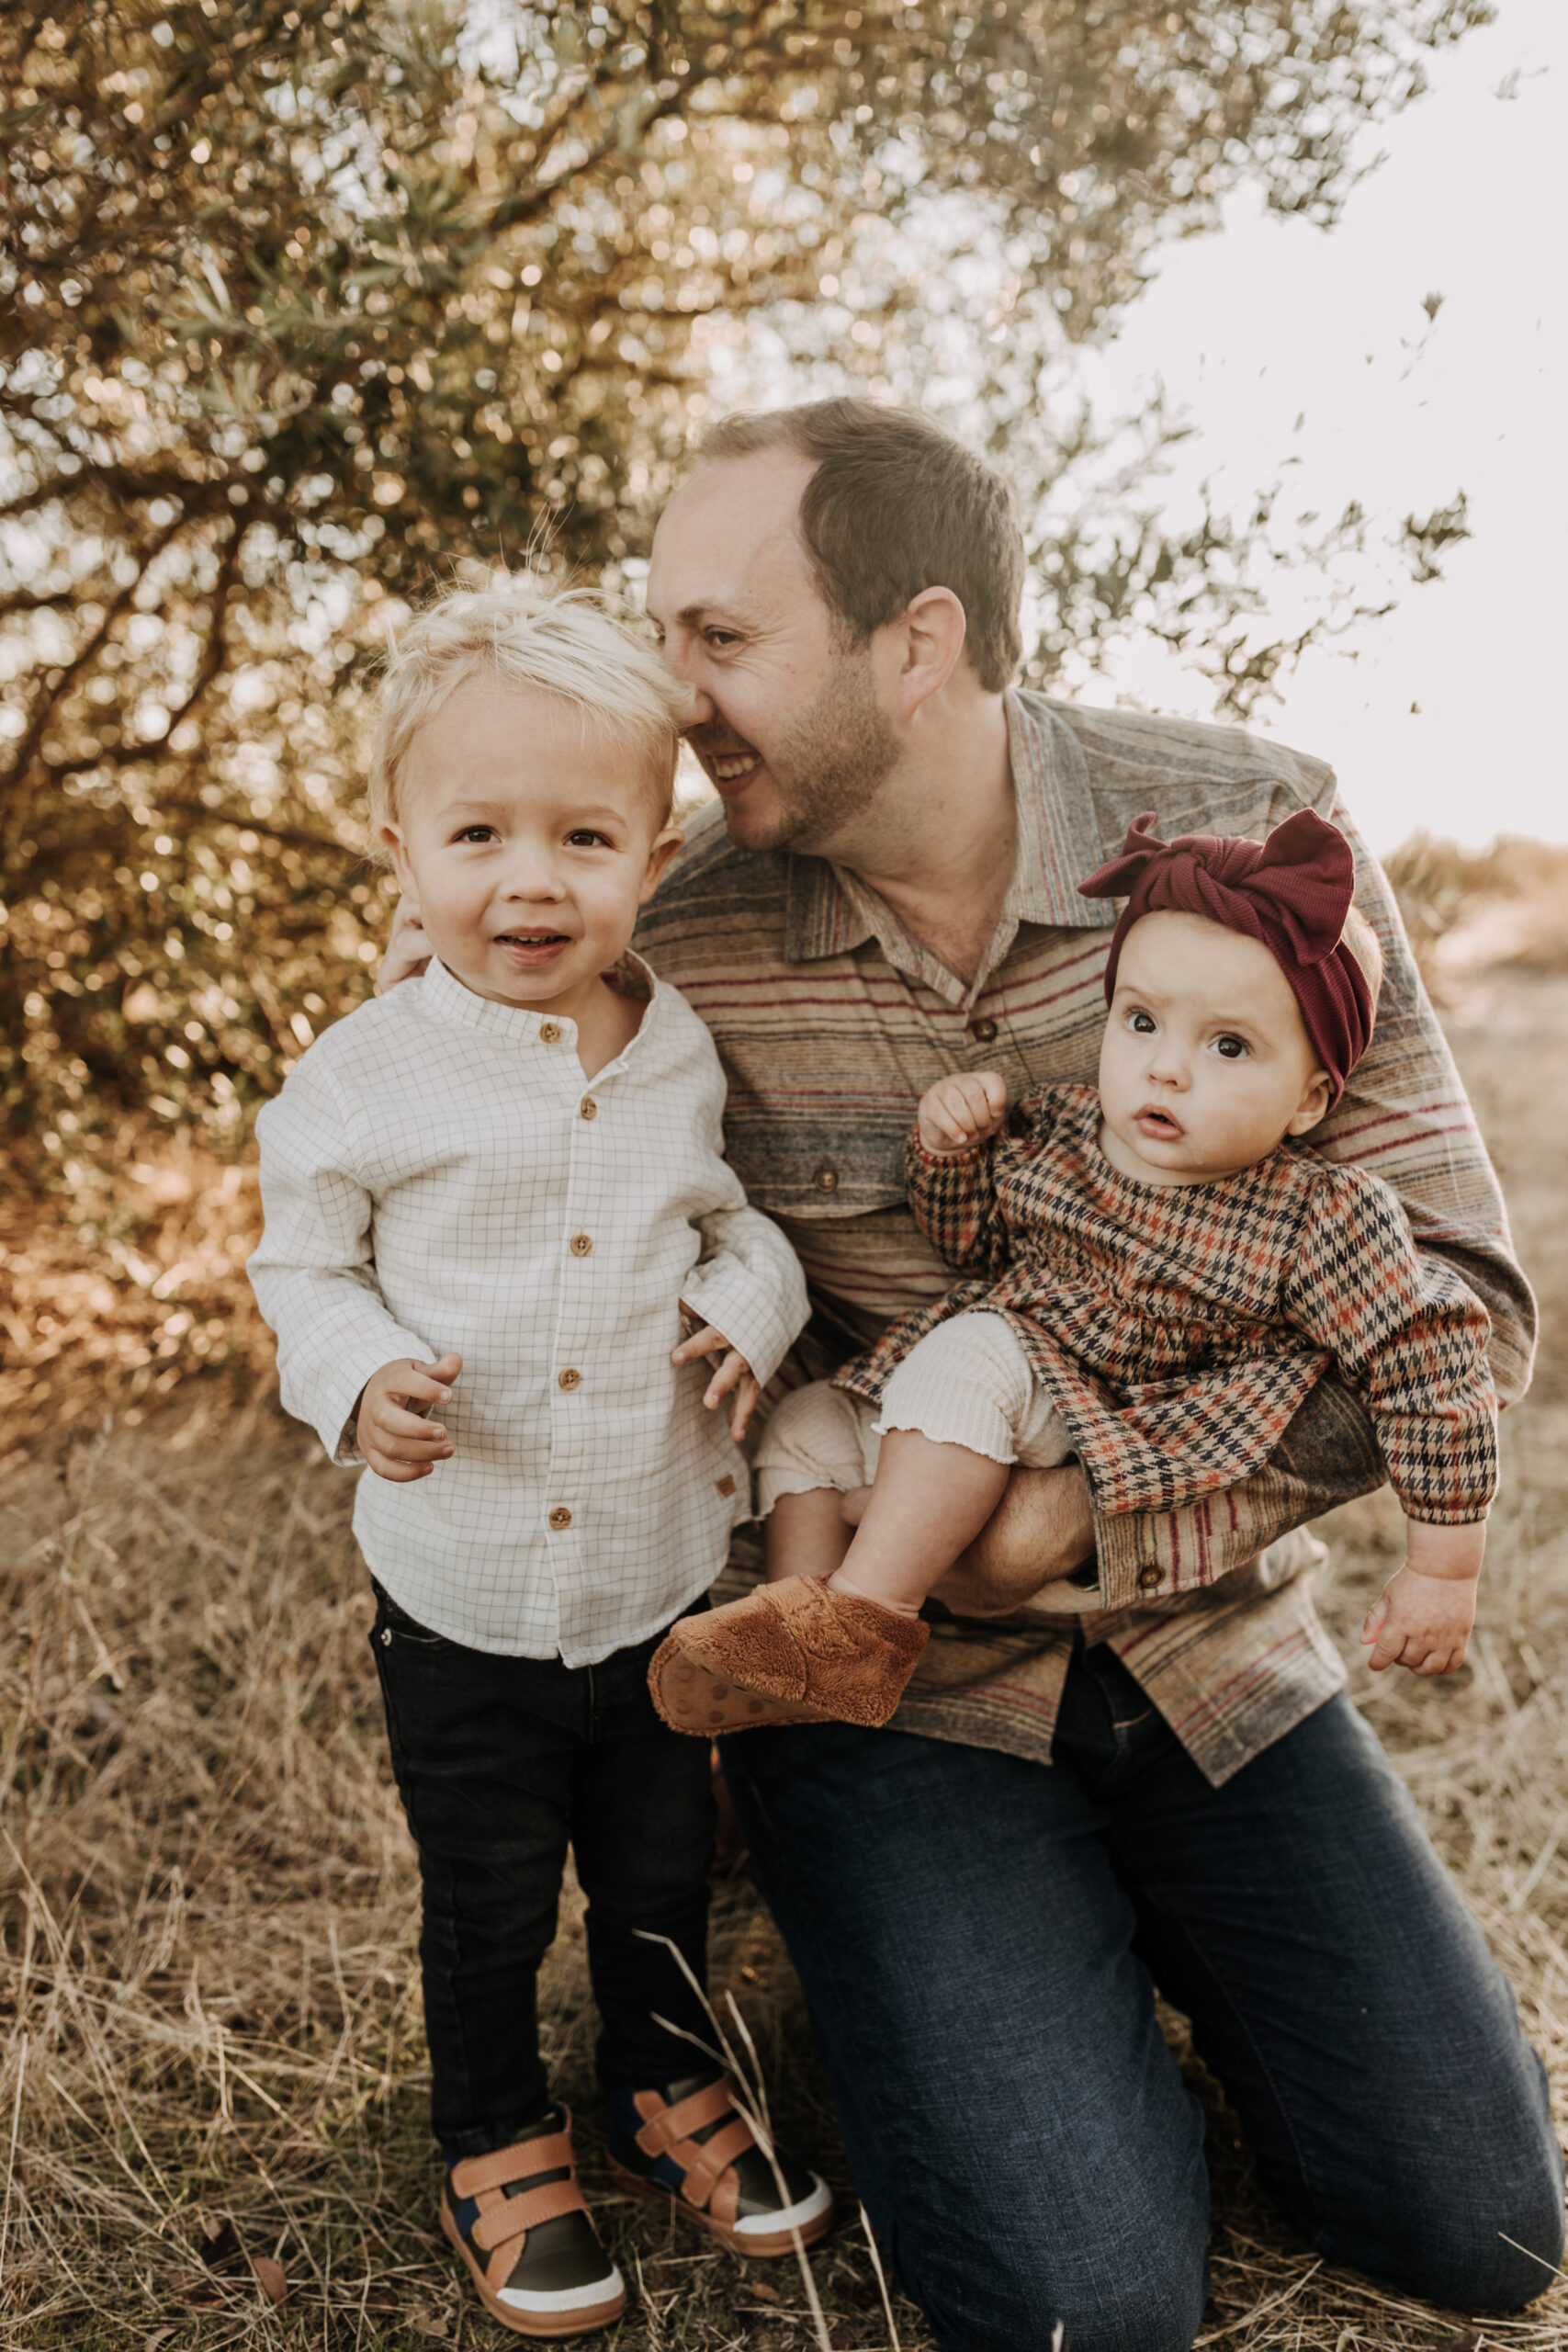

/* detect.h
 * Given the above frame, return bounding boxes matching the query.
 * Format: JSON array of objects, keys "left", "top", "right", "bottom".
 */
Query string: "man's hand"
[
  {"left": 355, "top": 1353, "right": 461, "bottom": 1481},
  {"left": 379, "top": 895, "right": 432, "bottom": 993},
  {"left": 671, "top": 1313, "right": 761, "bottom": 1441},
  {"left": 930, "top": 1462, "right": 1097, "bottom": 1618},
  {"left": 918, "top": 1069, "right": 1009, "bottom": 1157},
  {"left": 1360, "top": 1516, "right": 1485, "bottom": 1676}
]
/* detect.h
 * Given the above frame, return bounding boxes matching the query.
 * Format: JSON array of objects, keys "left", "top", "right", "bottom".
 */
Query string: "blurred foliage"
[{"left": 2, "top": 0, "right": 1491, "bottom": 1240}]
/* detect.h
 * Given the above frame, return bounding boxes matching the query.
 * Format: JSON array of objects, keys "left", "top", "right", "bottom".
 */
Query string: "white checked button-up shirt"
[{"left": 249, "top": 954, "right": 808, "bottom": 1663}]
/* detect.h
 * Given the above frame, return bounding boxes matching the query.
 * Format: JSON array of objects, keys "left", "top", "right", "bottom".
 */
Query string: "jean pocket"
[{"left": 370, "top": 1580, "right": 450, "bottom": 1650}]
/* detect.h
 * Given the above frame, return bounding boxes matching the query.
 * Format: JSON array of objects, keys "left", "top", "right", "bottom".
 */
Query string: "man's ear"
[
  {"left": 894, "top": 585, "right": 967, "bottom": 719},
  {"left": 1284, "top": 1069, "right": 1335, "bottom": 1136},
  {"left": 639, "top": 825, "right": 685, "bottom": 903}
]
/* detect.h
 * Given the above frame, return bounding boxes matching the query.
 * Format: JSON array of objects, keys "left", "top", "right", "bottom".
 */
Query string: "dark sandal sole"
[
  {"left": 440, "top": 2199, "right": 626, "bottom": 2338},
  {"left": 648, "top": 1645, "right": 842, "bottom": 1736},
  {"left": 606, "top": 2157, "right": 834, "bottom": 2259}
]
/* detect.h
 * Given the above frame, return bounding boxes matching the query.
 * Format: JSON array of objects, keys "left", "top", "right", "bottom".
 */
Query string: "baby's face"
[
  {"left": 1096, "top": 910, "right": 1334, "bottom": 1187},
  {"left": 385, "top": 680, "right": 681, "bottom": 1016}
]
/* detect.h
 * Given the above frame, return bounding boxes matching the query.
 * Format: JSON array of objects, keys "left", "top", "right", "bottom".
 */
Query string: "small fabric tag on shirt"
[{"left": 714, "top": 1474, "right": 738, "bottom": 1499}]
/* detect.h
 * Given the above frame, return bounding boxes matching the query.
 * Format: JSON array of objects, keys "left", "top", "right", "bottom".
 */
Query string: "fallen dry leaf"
[
  {"left": 745, "top": 2278, "right": 781, "bottom": 2304},
  {"left": 251, "top": 2255, "right": 288, "bottom": 2306}
]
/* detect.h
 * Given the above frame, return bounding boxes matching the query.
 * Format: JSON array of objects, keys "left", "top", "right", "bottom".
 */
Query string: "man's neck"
[{"left": 824, "top": 689, "right": 1015, "bottom": 989}]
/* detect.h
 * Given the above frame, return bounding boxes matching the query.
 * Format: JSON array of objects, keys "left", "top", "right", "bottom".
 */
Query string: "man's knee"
[{"left": 905, "top": 2232, "right": 1208, "bottom": 2352}]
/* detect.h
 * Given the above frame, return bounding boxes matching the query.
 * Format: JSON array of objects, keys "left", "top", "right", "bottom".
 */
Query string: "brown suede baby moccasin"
[{"left": 648, "top": 1575, "right": 929, "bottom": 1736}]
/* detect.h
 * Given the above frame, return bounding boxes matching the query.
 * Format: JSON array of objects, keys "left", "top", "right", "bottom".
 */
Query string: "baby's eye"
[
  {"left": 1126, "top": 1009, "right": 1156, "bottom": 1036},
  {"left": 1211, "top": 1033, "right": 1250, "bottom": 1060}
]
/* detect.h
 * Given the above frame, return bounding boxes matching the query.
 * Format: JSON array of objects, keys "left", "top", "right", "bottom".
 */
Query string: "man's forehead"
[{"left": 648, "top": 449, "right": 818, "bottom": 615}]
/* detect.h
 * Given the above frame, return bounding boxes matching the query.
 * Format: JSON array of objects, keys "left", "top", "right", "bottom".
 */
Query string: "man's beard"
[{"left": 725, "top": 644, "right": 899, "bottom": 857}]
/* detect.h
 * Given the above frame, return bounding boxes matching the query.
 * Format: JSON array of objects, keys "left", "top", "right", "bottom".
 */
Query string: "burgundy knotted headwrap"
[{"left": 1077, "top": 808, "right": 1374, "bottom": 1106}]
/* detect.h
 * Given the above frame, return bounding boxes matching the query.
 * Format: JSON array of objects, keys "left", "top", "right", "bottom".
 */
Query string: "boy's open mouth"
[{"left": 495, "top": 928, "right": 572, "bottom": 958}]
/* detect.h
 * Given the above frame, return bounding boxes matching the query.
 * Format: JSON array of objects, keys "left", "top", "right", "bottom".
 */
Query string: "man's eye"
[
  {"left": 705, "top": 628, "right": 740, "bottom": 650},
  {"left": 1212, "top": 1034, "right": 1250, "bottom": 1060}
]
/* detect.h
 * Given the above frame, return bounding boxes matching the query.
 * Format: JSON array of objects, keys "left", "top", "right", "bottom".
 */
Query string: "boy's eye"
[
  {"left": 566, "top": 828, "right": 612, "bottom": 849},
  {"left": 454, "top": 824, "right": 496, "bottom": 844},
  {"left": 1212, "top": 1033, "right": 1250, "bottom": 1060}
]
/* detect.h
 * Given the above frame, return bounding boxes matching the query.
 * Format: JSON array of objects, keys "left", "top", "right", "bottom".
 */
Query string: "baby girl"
[{"left": 650, "top": 808, "right": 1497, "bottom": 1736}]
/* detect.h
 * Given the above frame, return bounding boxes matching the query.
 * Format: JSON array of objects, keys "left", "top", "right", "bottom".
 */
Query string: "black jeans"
[{"left": 370, "top": 1582, "right": 716, "bottom": 2158}]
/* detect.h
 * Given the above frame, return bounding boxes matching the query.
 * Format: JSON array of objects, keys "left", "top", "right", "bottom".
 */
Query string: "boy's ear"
[
  {"left": 1284, "top": 1069, "right": 1335, "bottom": 1136},
  {"left": 639, "top": 825, "right": 684, "bottom": 902}
]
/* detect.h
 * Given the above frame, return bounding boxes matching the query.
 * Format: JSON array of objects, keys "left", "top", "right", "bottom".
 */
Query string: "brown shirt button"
[
  {"left": 558, "top": 1367, "right": 581, "bottom": 1390},
  {"left": 538, "top": 1021, "right": 562, "bottom": 1044},
  {"left": 547, "top": 1505, "right": 572, "bottom": 1531},
  {"left": 814, "top": 1165, "right": 839, "bottom": 1193},
  {"left": 580, "top": 1097, "right": 597, "bottom": 1120},
  {"left": 1137, "top": 1564, "right": 1162, "bottom": 1593},
  {"left": 570, "top": 1232, "right": 593, "bottom": 1257},
  {"left": 971, "top": 1016, "right": 999, "bottom": 1045}
]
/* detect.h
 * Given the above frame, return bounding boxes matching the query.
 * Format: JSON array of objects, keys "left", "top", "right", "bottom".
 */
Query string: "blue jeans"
[{"left": 722, "top": 1640, "right": 1562, "bottom": 2352}]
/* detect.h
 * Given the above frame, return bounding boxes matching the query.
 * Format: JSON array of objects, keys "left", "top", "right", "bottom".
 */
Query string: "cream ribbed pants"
[{"left": 755, "top": 1311, "right": 1075, "bottom": 1517}]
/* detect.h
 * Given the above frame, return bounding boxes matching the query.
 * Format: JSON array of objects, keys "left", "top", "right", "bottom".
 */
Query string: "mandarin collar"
[
  {"left": 415, "top": 949, "right": 660, "bottom": 1048},
  {"left": 782, "top": 690, "right": 1117, "bottom": 965}
]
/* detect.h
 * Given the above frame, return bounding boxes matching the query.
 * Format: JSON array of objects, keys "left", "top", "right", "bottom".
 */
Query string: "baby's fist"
[{"left": 919, "top": 1070, "right": 1009, "bottom": 1157}]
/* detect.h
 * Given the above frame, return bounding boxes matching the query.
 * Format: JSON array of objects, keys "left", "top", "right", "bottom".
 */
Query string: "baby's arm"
[
  {"left": 905, "top": 1070, "right": 1016, "bottom": 1278},
  {"left": 1360, "top": 1518, "right": 1484, "bottom": 1677}
]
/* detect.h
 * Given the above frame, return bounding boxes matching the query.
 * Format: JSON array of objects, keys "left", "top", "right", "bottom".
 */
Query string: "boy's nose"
[{"left": 503, "top": 858, "right": 566, "bottom": 900}]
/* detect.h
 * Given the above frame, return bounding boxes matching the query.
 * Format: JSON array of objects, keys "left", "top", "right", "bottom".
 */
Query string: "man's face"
[{"left": 646, "top": 449, "right": 898, "bottom": 856}]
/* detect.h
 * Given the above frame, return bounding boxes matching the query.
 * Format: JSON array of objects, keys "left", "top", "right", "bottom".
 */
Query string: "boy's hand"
[
  {"left": 918, "top": 1070, "right": 1009, "bottom": 1157},
  {"left": 378, "top": 895, "right": 432, "bottom": 993},
  {"left": 671, "top": 1314, "right": 761, "bottom": 1442},
  {"left": 355, "top": 1353, "right": 461, "bottom": 1480},
  {"left": 1360, "top": 1517, "right": 1485, "bottom": 1677}
]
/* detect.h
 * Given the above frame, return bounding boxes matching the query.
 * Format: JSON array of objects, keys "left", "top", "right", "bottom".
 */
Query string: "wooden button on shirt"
[{"left": 249, "top": 953, "right": 809, "bottom": 1666}]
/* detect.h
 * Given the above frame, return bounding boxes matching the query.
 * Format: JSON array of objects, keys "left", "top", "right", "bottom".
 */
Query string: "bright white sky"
[{"left": 1067, "top": 0, "right": 1565, "bottom": 852}]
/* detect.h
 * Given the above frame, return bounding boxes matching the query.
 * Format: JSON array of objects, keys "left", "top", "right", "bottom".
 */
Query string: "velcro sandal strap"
[
  {"left": 634, "top": 2076, "right": 736, "bottom": 2160},
  {"left": 678, "top": 2117, "right": 756, "bottom": 2211},
  {"left": 451, "top": 2132, "right": 575, "bottom": 2199},
  {"left": 469, "top": 2177, "right": 585, "bottom": 2252}
]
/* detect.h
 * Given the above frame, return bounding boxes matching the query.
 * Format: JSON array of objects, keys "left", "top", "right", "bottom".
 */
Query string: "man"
[{"left": 386, "top": 401, "right": 1562, "bottom": 2351}]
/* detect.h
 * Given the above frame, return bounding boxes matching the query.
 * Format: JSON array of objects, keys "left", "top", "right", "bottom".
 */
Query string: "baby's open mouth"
[{"left": 1136, "top": 1105, "right": 1185, "bottom": 1138}]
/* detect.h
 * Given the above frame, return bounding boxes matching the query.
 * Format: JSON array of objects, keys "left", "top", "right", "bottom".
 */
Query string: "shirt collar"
[
  {"left": 783, "top": 690, "right": 1118, "bottom": 973},
  {"left": 416, "top": 949, "right": 660, "bottom": 1045}
]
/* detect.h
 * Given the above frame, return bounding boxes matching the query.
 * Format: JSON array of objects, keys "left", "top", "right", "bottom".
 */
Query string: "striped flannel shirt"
[
  {"left": 835, "top": 1083, "right": 1498, "bottom": 1527},
  {"left": 636, "top": 689, "right": 1534, "bottom": 1783}
]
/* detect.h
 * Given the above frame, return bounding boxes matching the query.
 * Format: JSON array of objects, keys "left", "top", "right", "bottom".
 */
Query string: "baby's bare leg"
[
  {"left": 765, "top": 1489, "right": 855, "bottom": 1584},
  {"left": 828, "top": 1430, "right": 1010, "bottom": 1617}
]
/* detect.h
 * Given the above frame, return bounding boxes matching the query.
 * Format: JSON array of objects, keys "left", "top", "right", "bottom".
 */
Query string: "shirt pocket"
[{"left": 721, "top": 1100, "right": 912, "bottom": 1221}]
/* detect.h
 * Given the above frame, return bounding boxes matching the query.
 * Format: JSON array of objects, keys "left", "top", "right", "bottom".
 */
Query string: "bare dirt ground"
[{"left": 5, "top": 950, "right": 1568, "bottom": 2351}]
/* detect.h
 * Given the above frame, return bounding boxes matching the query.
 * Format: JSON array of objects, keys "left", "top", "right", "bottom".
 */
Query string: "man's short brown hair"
[{"left": 699, "top": 399, "right": 1024, "bottom": 693}]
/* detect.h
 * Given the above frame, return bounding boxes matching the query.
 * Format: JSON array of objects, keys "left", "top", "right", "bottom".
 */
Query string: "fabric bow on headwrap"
[{"left": 1077, "top": 807, "right": 1374, "bottom": 1106}]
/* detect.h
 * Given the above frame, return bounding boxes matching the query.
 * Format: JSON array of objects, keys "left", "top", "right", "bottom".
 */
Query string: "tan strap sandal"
[
  {"left": 606, "top": 2073, "right": 834, "bottom": 2257},
  {"left": 440, "top": 2115, "right": 626, "bottom": 2338}
]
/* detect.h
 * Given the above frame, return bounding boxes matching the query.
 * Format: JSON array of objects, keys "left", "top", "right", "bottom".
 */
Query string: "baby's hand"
[
  {"left": 918, "top": 1070, "right": 1009, "bottom": 1157},
  {"left": 671, "top": 1312, "right": 760, "bottom": 1442},
  {"left": 355, "top": 1353, "right": 461, "bottom": 1481},
  {"left": 1360, "top": 1517, "right": 1485, "bottom": 1677},
  {"left": 378, "top": 894, "right": 432, "bottom": 994}
]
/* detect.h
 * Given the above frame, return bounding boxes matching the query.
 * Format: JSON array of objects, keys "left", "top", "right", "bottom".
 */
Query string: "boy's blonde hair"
[
  {"left": 1339, "top": 904, "right": 1384, "bottom": 1008},
  {"left": 367, "top": 577, "right": 691, "bottom": 860}
]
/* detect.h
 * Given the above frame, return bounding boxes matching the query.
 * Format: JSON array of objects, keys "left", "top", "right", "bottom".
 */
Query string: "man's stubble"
[{"left": 723, "top": 639, "right": 899, "bottom": 858}]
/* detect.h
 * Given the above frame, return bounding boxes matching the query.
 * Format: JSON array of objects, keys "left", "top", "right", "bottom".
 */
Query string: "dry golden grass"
[{"left": 6, "top": 893, "right": 1568, "bottom": 2350}]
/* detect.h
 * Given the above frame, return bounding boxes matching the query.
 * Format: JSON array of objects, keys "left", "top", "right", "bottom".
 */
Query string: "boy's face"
[
  {"left": 1096, "top": 910, "right": 1334, "bottom": 1187},
  {"left": 385, "top": 680, "right": 682, "bottom": 1016}
]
